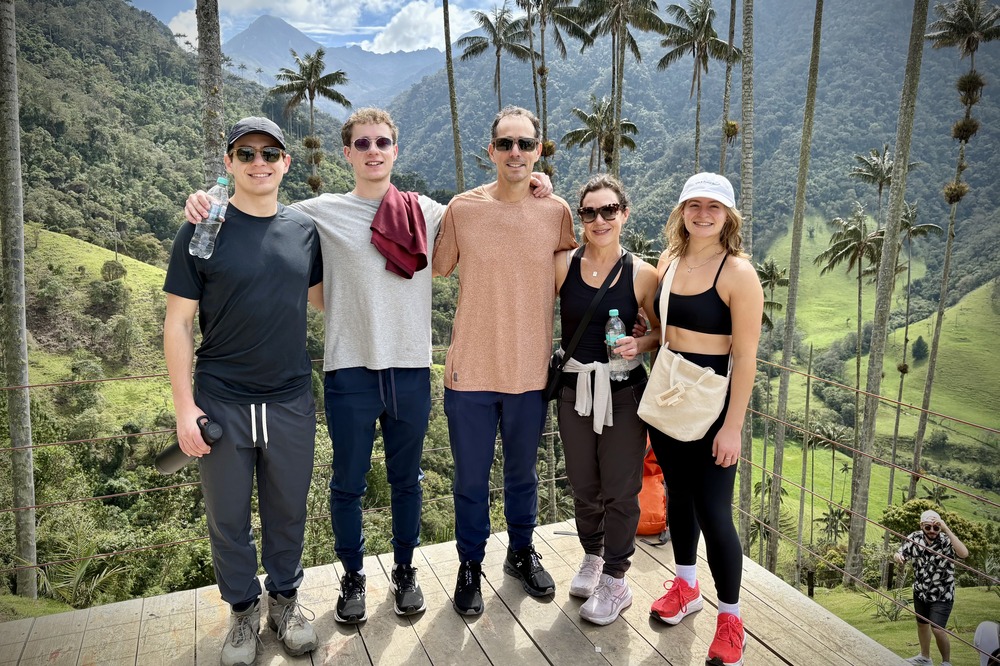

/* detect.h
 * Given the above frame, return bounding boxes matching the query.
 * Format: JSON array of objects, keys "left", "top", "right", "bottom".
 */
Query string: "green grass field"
[{"left": 813, "top": 587, "right": 1000, "bottom": 665}]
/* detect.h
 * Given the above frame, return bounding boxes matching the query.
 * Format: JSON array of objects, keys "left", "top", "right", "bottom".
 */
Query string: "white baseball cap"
[
  {"left": 920, "top": 509, "right": 941, "bottom": 524},
  {"left": 679, "top": 172, "right": 736, "bottom": 208}
]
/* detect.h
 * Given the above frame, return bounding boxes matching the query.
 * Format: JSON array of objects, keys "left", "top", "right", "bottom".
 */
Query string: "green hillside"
[{"left": 24, "top": 226, "right": 172, "bottom": 431}]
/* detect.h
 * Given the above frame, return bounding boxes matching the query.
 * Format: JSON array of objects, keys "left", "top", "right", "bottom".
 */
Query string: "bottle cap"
[
  {"left": 609, "top": 309, "right": 619, "bottom": 317},
  {"left": 216, "top": 177, "right": 229, "bottom": 186}
]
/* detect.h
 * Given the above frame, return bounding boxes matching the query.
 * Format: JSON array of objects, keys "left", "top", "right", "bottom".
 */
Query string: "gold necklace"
[{"left": 683, "top": 249, "right": 723, "bottom": 273}]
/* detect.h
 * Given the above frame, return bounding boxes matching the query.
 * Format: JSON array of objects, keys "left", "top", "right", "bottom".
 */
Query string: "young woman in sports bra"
[
  {"left": 647, "top": 173, "right": 763, "bottom": 666},
  {"left": 553, "top": 175, "right": 660, "bottom": 626}
]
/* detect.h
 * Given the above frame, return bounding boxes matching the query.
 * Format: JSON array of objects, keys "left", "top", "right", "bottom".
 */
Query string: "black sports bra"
[{"left": 654, "top": 257, "right": 732, "bottom": 336}]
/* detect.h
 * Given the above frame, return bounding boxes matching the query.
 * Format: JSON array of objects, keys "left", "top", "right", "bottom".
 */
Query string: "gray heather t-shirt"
[{"left": 291, "top": 192, "right": 444, "bottom": 372}]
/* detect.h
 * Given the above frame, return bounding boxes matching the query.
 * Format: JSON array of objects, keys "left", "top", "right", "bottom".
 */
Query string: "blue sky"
[{"left": 130, "top": 0, "right": 488, "bottom": 53}]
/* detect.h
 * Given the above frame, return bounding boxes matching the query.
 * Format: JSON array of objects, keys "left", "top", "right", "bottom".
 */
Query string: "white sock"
[
  {"left": 718, "top": 601, "right": 740, "bottom": 618},
  {"left": 676, "top": 565, "right": 697, "bottom": 587},
  {"left": 356, "top": 567, "right": 365, "bottom": 576}
]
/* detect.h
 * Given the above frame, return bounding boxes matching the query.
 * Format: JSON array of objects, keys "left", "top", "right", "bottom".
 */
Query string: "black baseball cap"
[{"left": 226, "top": 117, "right": 286, "bottom": 151}]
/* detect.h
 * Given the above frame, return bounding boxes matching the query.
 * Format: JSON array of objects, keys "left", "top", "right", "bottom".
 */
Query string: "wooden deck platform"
[{"left": 0, "top": 520, "right": 904, "bottom": 665}]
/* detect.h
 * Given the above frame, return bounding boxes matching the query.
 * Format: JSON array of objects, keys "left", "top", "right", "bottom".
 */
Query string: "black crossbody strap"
[{"left": 558, "top": 247, "right": 631, "bottom": 370}]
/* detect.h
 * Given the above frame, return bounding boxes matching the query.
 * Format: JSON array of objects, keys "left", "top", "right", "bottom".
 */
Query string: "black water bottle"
[{"left": 154, "top": 415, "right": 223, "bottom": 475}]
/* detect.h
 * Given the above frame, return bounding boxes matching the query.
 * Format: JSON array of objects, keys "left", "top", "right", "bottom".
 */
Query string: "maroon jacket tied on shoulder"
[{"left": 370, "top": 185, "right": 427, "bottom": 279}]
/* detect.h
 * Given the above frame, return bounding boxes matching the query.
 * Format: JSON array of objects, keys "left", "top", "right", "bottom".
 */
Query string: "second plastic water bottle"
[
  {"left": 605, "top": 309, "right": 630, "bottom": 381},
  {"left": 189, "top": 176, "right": 229, "bottom": 259}
]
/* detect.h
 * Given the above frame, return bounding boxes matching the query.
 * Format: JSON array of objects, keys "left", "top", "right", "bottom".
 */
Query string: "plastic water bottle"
[
  {"left": 605, "top": 309, "right": 630, "bottom": 381},
  {"left": 188, "top": 176, "right": 229, "bottom": 259}
]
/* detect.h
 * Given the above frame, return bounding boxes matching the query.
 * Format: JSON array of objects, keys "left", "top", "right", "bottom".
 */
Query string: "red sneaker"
[
  {"left": 649, "top": 577, "right": 703, "bottom": 624},
  {"left": 707, "top": 612, "right": 746, "bottom": 666}
]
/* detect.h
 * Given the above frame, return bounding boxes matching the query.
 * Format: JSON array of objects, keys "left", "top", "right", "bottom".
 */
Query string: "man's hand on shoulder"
[
  {"left": 530, "top": 172, "right": 553, "bottom": 197},
  {"left": 184, "top": 191, "right": 213, "bottom": 225}
]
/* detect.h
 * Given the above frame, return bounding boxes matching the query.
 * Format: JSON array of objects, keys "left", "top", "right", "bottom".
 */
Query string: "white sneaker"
[
  {"left": 939, "top": 662, "right": 951, "bottom": 666},
  {"left": 221, "top": 602, "right": 261, "bottom": 666},
  {"left": 580, "top": 574, "right": 632, "bottom": 625},
  {"left": 569, "top": 554, "right": 604, "bottom": 598},
  {"left": 267, "top": 592, "right": 317, "bottom": 656},
  {"left": 905, "top": 656, "right": 933, "bottom": 666}
]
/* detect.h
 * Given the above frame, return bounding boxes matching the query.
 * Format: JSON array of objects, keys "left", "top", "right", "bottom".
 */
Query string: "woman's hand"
[
  {"left": 613, "top": 335, "right": 640, "bottom": 360},
  {"left": 712, "top": 425, "right": 742, "bottom": 467}
]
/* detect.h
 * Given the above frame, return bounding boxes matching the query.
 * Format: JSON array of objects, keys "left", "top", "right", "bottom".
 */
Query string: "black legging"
[{"left": 647, "top": 351, "right": 742, "bottom": 604}]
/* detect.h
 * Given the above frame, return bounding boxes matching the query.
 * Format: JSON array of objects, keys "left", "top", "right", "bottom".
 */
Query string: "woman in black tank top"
[
  {"left": 552, "top": 175, "right": 661, "bottom": 627},
  {"left": 646, "top": 173, "right": 764, "bottom": 666}
]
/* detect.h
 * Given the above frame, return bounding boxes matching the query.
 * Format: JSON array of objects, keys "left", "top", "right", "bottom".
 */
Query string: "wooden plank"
[
  {"left": 376, "top": 552, "right": 491, "bottom": 666},
  {"left": 416, "top": 546, "right": 549, "bottom": 666},
  {"left": 529, "top": 527, "right": 669, "bottom": 666},
  {"left": 300, "top": 562, "right": 371, "bottom": 665},
  {"left": 15, "top": 632, "right": 82, "bottom": 666},
  {"left": 79, "top": 598, "right": 141, "bottom": 665},
  {"left": 350, "top": 557, "right": 431, "bottom": 665}
]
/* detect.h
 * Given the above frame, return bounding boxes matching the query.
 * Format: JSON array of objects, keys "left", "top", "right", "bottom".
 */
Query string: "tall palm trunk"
[
  {"left": 693, "top": 75, "right": 703, "bottom": 172},
  {"left": 769, "top": 0, "right": 823, "bottom": 574},
  {"left": 737, "top": 0, "right": 755, "bottom": 552},
  {"left": 909, "top": 148, "right": 962, "bottom": 500},
  {"left": 611, "top": 18, "right": 626, "bottom": 178},
  {"left": 195, "top": 0, "right": 225, "bottom": 183},
  {"left": 0, "top": 0, "right": 37, "bottom": 599},
  {"left": 443, "top": 0, "right": 465, "bottom": 191},
  {"left": 796, "top": 345, "right": 814, "bottom": 586},
  {"left": 540, "top": 12, "right": 550, "bottom": 142},
  {"left": 494, "top": 48, "right": 503, "bottom": 112},
  {"left": 525, "top": 4, "right": 541, "bottom": 120},
  {"left": 719, "top": 0, "right": 737, "bottom": 174},
  {"left": 847, "top": 0, "right": 928, "bottom": 587}
]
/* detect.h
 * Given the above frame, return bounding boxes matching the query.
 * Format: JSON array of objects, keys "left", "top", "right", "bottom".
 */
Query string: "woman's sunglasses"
[
  {"left": 352, "top": 136, "right": 394, "bottom": 151},
  {"left": 230, "top": 147, "right": 285, "bottom": 163},
  {"left": 577, "top": 203, "right": 622, "bottom": 223}
]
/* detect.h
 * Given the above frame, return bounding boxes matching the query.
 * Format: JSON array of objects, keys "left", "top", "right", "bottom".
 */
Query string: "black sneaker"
[
  {"left": 335, "top": 571, "right": 367, "bottom": 624},
  {"left": 390, "top": 563, "right": 426, "bottom": 616},
  {"left": 453, "top": 560, "right": 484, "bottom": 615},
  {"left": 503, "top": 545, "right": 555, "bottom": 597}
]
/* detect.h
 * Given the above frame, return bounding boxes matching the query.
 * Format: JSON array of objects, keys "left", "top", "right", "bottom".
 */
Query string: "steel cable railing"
[{"left": 3, "top": 353, "right": 997, "bottom": 663}]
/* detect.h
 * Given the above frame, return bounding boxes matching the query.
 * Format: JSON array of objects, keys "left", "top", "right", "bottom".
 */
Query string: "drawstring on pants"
[{"left": 249, "top": 403, "right": 270, "bottom": 448}]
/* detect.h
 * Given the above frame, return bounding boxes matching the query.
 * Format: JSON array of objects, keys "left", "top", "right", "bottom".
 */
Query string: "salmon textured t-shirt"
[{"left": 433, "top": 186, "right": 577, "bottom": 393}]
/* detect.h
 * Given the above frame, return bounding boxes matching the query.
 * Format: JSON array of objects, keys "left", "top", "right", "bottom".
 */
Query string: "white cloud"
[
  {"left": 361, "top": 1, "right": 480, "bottom": 53},
  {"left": 168, "top": 10, "right": 199, "bottom": 52},
  {"left": 219, "top": 0, "right": 362, "bottom": 31}
]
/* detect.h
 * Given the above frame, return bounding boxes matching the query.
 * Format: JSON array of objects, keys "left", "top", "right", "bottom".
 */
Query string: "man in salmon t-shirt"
[{"left": 433, "top": 106, "right": 578, "bottom": 616}]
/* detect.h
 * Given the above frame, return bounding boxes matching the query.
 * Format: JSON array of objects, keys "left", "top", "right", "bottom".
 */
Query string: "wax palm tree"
[
  {"left": 514, "top": 0, "right": 541, "bottom": 119},
  {"left": 254, "top": 66, "right": 263, "bottom": 84},
  {"left": 770, "top": 0, "right": 823, "bottom": 574},
  {"left": 270, "top": 48, "right": 351, "bottom": 194},
  {"left": 911, "top": 0, "right": 998, "bottom": 499},
  {"left": 658, "top": 0, "right": 741, "bottom": 171},
  {"left": 1, "top": 0, "right": 38, "bottom": 598},
  {"left": 849, "top": 0, "right": 930, "bottom": 590},
  {"left": 849, "top": 144, "right": 920, "bottom": 228},
  {"left": 561, "top": 95, "right": 637, "bottom": 173},
  {"left": 737, "top": 0, "right": 755, "bottom": 553},
  {"left": 816, "top": 421, "right": 849, "bottom": 500},
  {"left": 886, "top": 203, "right": 940, "bottom": 509},
  {"left": 458, "top": 1, "right": 534, "bottom": 113},
  {"left": 442, "top": 0, "right": 465, "bottom": 191},
  {"left": 579, "top": 0, "right": 666, "bottom": 177},
  {"left": 621, "top": 229, "right": 658, "bottom": 263},
  {"left": 814, "top": 203, "right": 883, "bottom": 461},
  {"left": 754, "top": 257, "right": 787, "bottom": 563},
  {"left": 816, "top": 504, "right": 849, "bottom": 544},
  {"left": 534, "top": 0, "right": 593, "bottom": 143},
  {"left": 719, "top": 0, "right": 738, "bottom": 173},
  {"left": 925, "top": 0, "right": 1000, "bottom": 71},
  {"left": 195, "top": 0, "right": 225, "bottom": 183},
  {"left": 921, "top": 483, "right": 956, "bottom": 508}
]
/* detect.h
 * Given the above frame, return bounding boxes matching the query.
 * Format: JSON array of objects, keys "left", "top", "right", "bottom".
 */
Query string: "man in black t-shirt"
[{"left": 163, "top": 117, "right": 322, "bottom": 666}]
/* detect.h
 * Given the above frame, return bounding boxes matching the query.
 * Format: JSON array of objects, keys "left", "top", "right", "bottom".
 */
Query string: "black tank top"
[
  {"left": 560, "top": 249, "right": 639, "bottom": 364},
  {"left": 654, "top": 256, "right": 732, "bottom": 335}
]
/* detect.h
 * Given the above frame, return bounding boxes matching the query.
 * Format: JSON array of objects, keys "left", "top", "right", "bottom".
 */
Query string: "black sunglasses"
[
  {"left": 493, "top": 137, "right": 539, "bottom": 152},
  {"left": 352, "top": 136, "right": 394, "bottom": 151},
  {"left": 231, "top": 146, "right": 284, "bottom": 163},
  {"left": 921, "top": 524, "right": 940, "bottom": 533},
  {"left": 577, "top": 203, "right": 622, "bottom": 223}
]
